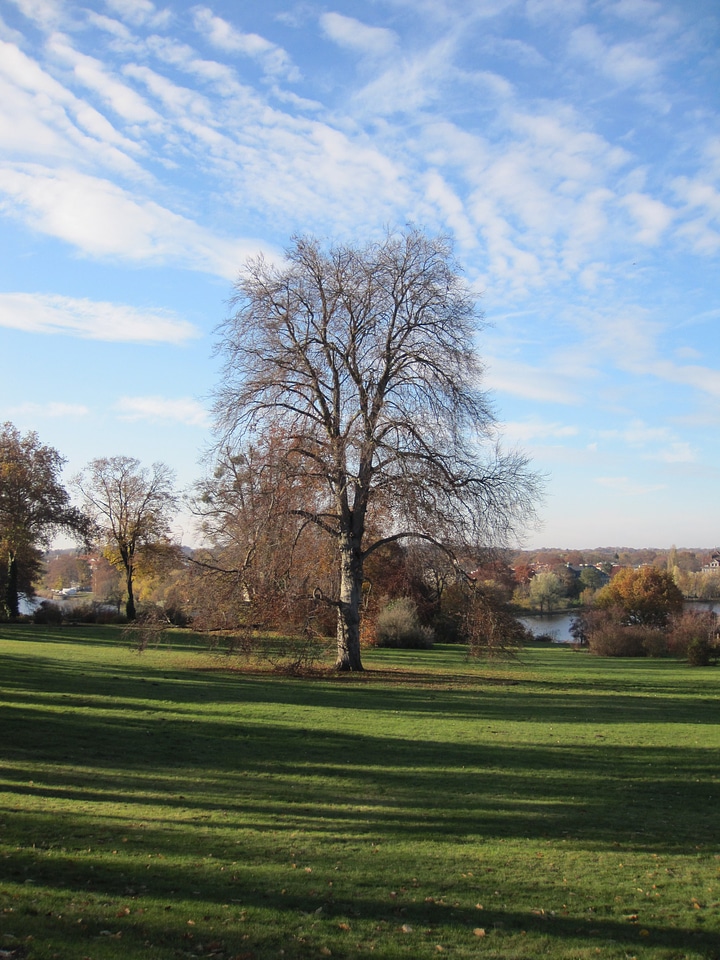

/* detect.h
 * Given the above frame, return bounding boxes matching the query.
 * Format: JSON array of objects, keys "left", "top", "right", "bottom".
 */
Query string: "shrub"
[
  {"left": 431, "top": 610, "right": 464, "bottom": 644},
  {"left": 686, "top": 637, "right": 714, "bottom": 667},
  {"left": 667, "top": 609, "right": 718, "bottom": 658},
  {"left": 465, "top": 588, "right": 531, "bottom": 660},
  {"left": 641, "top": 629, "right": 668, "bottom": 658},
  {"left": 375, "top": 598, "right": 434, "bottom": 649},
  {"left": 64, "top": 601, "right": 127, "bottom": 625},
  {"left": 33, "top": 601, "right": 63, "bottom": 625},
  {"left": 583, "top": 606, "right": 665, "bottom": 657}
]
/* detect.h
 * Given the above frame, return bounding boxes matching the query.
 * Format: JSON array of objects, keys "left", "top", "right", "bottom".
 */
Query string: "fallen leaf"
[
  {"left": 401, "top": 924, "right": 413, "bottom": 933},
  {"left": 337, "top": 923, "right": 351, "bottom": 931},
  {"left": 473, "top": 928, "right": 486, "bottom": 937}
]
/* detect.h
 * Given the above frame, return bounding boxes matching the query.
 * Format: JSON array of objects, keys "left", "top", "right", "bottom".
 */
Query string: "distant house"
[
  {"left": 565, "top": 563, "right": 610, "bottom": 587},
  {"left": 702, "top": 551, "right": 720, "bottom": 573}
]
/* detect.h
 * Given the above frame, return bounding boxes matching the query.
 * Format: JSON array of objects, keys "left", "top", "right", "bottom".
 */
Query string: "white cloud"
[
  {"left": 0, "top": 39, "right": 143, "bottom": 163},
  {"left": 0, "top": 292, "right": 199, "bottom": 343},
  {"left": 192, "top": 7, "right": 299, "bottom": 81},
  {"left": 0, "top": 165, "right": 256, "bottom": 277},
  {"left": 647, "top": 442, "right": 696, "bottom": 464},
  {"left": 568, "top": 24, "right": 660, "bottom": 87},
  {"left": 7, "top": 401, "right": 90, "bottom": 418},
  {"left": 320, "top": 12, "right": 398, "bottom": 57},
  {"left": 114, "top": 395, "right": 209, "bottom": 426},
  {"left": 85, "top": 12, "right": 134, "bottom": 41},
  {"left": 123, "top": 62, "right": 210, "bottom": 117},
  {"left": 351, "top": 35, "right": 459, "bottom": 116},
  {"left": 595, "top": 476, "right": 666, "bottom": 495},
  {"left": 484, "top": 357, "right": 580, "bottom": 404},
  {"left": 102, "top": 0, "right": 170, "bottom": 28},
  {"left": 47, "top": 33, "right": 161, "bottom": 125},
  {"left": 501, "top": 419, "right": 580, "bottom": 442},
  {"left": 571, "top": 308, "right": 661, "bottom": 367},
  {"left": 422, "top": 169, "right": 478, "bottom": 248},
  {"left": 599, "top": 420, "right": 697, "bottom": 465},
  {"left": 482, "top": 36, "right": 547, "bottom": 68},
  {"left": 647, "top": 360, "right": 720, "bottom": 398},
  {"left": 6, "top": 0, "right": 63, "bottom": 30},
  {"left": 621, "top": 191, "right": 674, "bottom": 244},
  {"left": 526, "top": 0, "right": 587, "bottom": 21},
  {"left": 671, "top": 175, "right": 720, "bottom": 254}
]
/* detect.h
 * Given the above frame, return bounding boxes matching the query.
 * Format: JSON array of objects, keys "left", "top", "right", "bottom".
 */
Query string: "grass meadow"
[{"left": 0, "top": 624, "right": 718, "bottom": 960}]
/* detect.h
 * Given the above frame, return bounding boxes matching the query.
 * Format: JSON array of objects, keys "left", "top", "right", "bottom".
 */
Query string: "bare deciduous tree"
[
  {"left": 74, "top": 457, "right": 178, "bottom": 621},
  {"left": 190, "top": 435, "right": 337, "bottom": 636},
  {"left": 213, "top": 229, "right": 541, "bottom": 670}
]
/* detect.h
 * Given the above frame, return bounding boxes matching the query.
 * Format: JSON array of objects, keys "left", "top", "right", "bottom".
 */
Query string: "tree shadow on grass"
[
  {"left": 1, "top": 649, "right": 716, "bottom": 727},
  {"left": 1, "top": 690, "right": 717, "bottom": 855},
  {"left": 3, "top": 641, "right": 719, "bottom": 957},
  {"left": 1, "top": 822, "right": 718, "bottom": 960}
]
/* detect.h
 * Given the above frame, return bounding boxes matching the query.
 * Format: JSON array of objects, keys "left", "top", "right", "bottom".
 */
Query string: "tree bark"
[
  {"left": 5, "top": 550, "right": 19, "bottom": 619},
  {"left": 125, "top": 568, "right": 136, "bottom": 621},
  {"left": 335, "top": 535, "right": 364, "bottom": 671}
]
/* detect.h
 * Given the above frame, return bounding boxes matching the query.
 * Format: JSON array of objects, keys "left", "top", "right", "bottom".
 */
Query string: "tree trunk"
[
  {"left": 335, "top": 535, "right": 364, "bottom": 671},
  {"left": 125, "top": 568, "right": 136, "bottom": 621},
  {"left": 5, "top": 550, "right": 19, "bottom": 619}
]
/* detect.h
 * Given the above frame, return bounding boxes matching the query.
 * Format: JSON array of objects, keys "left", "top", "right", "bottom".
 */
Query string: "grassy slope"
[{"left": 0, "top": 625, "right": 718, "bottom": 960}]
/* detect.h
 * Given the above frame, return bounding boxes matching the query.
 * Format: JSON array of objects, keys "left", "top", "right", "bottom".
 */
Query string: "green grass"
[{"left": 0, "top": 625, "right": 718, "bottom": 960}]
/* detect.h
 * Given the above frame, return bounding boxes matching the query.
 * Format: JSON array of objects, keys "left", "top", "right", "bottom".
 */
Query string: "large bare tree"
[
  {"left": 74, "top": 457, "right": 178, "bottom": 621},
  {"left": 213, "top": 229, "right": 541, "bottom": 670}
]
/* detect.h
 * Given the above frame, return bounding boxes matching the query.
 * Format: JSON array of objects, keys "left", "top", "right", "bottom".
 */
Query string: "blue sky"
[{"left": 0, "top": 0, "right": 718, "bottom": 549}]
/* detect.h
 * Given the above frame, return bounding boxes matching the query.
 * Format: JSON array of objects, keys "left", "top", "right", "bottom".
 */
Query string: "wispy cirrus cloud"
[
  {"left": 102, "top": 0, "right": 170, "bottom": 29},
  {"left": 0, "top": 292, "right": 199, "bottom": 343},
  {"left": 501, "top": 419, "right": 580, "bottom": 442},
  {"left": 595, "top": 476, "right": 666, "bottom": 495},
  {"left": 599, "top": 419, "right": 697, "bottom": 464},
  {"left": 320, "top": 12, "right": 398, "bottom": 58},
  {"left": 114, "top": 395, "right": 209, "bottom": 426},
  {"left": 568, "top": 23, "right": 661, "bottom": 88},
  {"left": 485, "top": 356, "right": 583, "bottom": 404},
  {"left": 192, "top": 6, "right": 300, "bottom": 81},
  {"left": 6, "top": 0, "right": 64, "bottom": 30},
  {"left": 47, "top": 33, "right": 161, "bottom": 125},
  {"left": 6, "top": 400, "right": 90, "bottom": 418}
]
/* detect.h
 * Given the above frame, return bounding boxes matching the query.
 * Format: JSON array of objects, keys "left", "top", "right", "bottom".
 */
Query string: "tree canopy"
[
  {"left": 0, "top": 422, "right": 88, "bottom": 617},
  {"left": 211, "top": 229, "right": 541, "bottom": 670},
  {"left": 74, "top": 456, "right": 178, "bottom": 621},
  {"left": 595, "top": 566, "right": 684, "bottom": 627}
]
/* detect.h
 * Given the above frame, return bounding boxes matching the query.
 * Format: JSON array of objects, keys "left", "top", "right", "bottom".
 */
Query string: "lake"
[{"left": 520, "top": 601, "right": 720, "bottom": 643}]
